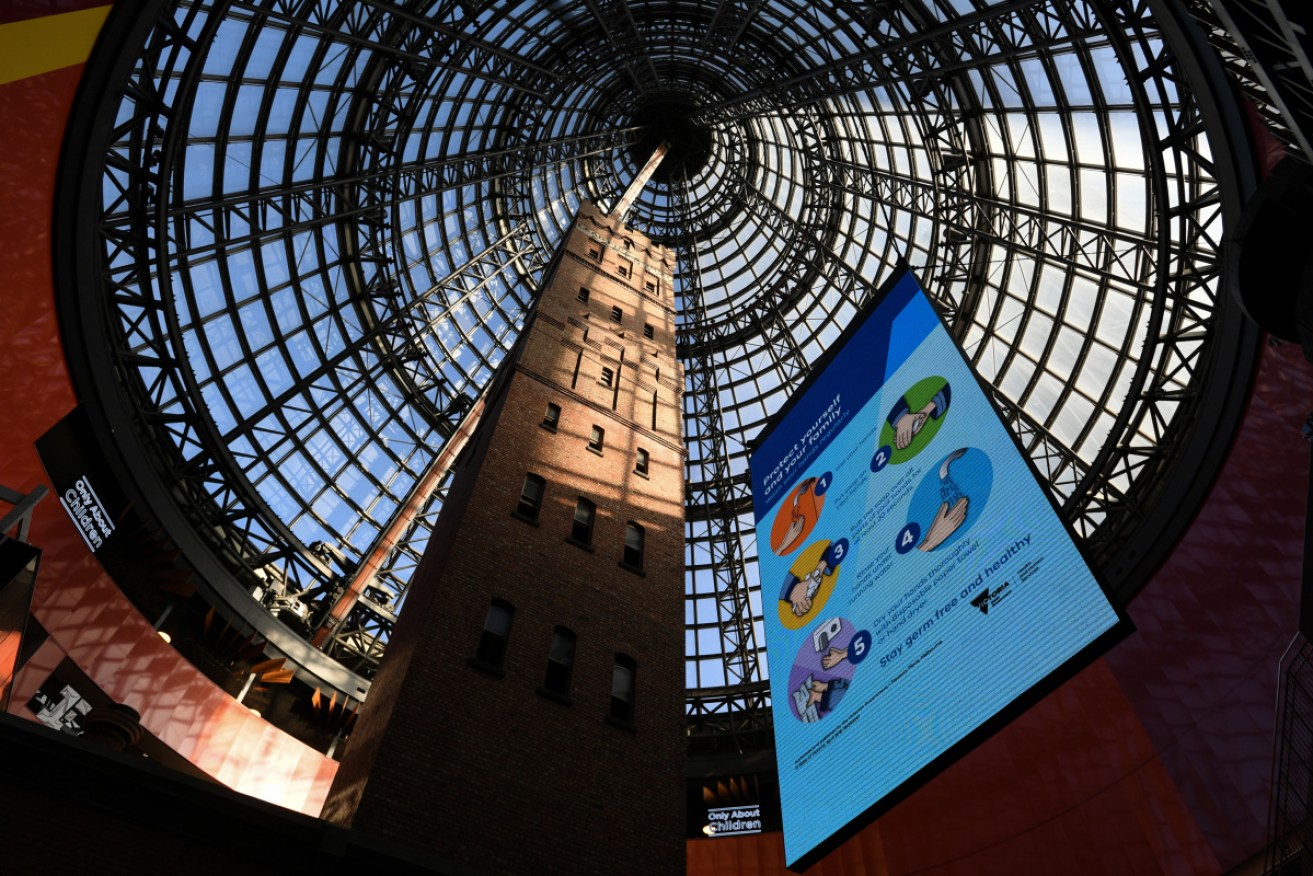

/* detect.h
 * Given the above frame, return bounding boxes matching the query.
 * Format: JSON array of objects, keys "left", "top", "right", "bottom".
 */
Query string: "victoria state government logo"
[
  {"left": 967, "top": 555, "right": 1040, "bottom": 615},
  {"left": 970, "top": 579, "right": 1015, "bottom": 615}
]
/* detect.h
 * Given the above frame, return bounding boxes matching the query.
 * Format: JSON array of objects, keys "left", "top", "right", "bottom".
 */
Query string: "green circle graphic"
[{"left": 878, "top": 376, "right": 951, "bottom": 464}]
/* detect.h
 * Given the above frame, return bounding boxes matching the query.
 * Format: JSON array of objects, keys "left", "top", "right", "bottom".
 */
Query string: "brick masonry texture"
[{"left": 323, "top": 203, "right": 686, "bottom": 875}]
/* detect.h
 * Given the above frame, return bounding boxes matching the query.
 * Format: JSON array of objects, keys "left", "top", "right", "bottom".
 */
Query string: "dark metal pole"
[{"left": 610, "top": 141, "right": 668, "bottom": 223}]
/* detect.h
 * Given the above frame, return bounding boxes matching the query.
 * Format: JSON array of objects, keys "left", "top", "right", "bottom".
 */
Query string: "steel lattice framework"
[{"left": 57, "top": 0, "right": 1257, "bottom": 744}]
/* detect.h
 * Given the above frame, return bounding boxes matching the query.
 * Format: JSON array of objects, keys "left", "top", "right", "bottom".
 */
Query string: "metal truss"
[
  {"left": 680, "top": 174, "right": 763, "bottom": 707},
  {"left": 71, "top": 0, "right": 561, "bottom": 692},
  {"left": 1268, "top": 635, "right": 1313, "bottom": 874},
  {"left": 1190, "top": 0, "right": 1312, "bottom": 160},
  {"left": 60, "top": 0, "right": 1260, "bottom": 750},
  {"left": 586, "top": 0, "right": 661, "bottom": 97},
  {"left": 686, "top": 682, "right": 773, "bottom": 751},
  {"left": 690, "top": 0, "right": 1104, "bottom": 129},
  {"left": 171, "top": 130, "right": 641, "bottom": 248},
  {"left": 0, "top": 485, "right": 48, "bottom": 544},
  {"left": 1072, "top": 0, "right": 1255, "bottom": 578},
  {"left": 1184, "top": 0, "right": 1306, "bottom": 156},
  {"left": 228, "top": 0, "right": 560, "bottom": 96},
  {"left": 701, "top": 0, "right": 770, "bottom": 60},
  {"left": 318, "top": 477, "right": 450, "bottom": 672}
]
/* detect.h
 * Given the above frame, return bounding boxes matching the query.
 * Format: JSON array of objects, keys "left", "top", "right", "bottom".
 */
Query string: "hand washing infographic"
[{"left": 749, "top": 269, "right": 1126, "bottom": 870}]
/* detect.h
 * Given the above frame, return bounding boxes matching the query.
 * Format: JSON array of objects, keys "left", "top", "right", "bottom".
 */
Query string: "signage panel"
[
  {"left": 35, "top": 406, "right": 130, "bottom": 556},
  {"left": 750, "top": 268, "right": 1129, "bottom": 870}
]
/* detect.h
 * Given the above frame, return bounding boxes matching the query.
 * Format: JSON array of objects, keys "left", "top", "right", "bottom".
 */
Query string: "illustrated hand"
[
  {"left": 893, "top": 412, "right": 919, "bottom": 450},
  {"left": 777, "top": 513, "right": 806, "bottom": 553},
  {"left": 807, "top": 679, "right": 829, "bottom": 707},
  {"left": 821, "top": 646, "right": 849, "bottom": 670},
  {"left": 788, "top": 581, "right": 812, "bottom": 617},
  {"left": 919, "top": 497, "right": 968, "bottom": 551}
]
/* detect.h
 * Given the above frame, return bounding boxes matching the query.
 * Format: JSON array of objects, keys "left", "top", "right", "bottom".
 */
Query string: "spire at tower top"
[{"left": 609, "top": 141, "right": 669, "bottom": 223}]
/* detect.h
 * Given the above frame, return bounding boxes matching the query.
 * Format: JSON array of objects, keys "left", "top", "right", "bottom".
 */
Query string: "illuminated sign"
[
  {"left": 750, "top": 267, "right": 1129, "bottom": 870},
  {"left": 706, "top": 805, "right": 763, "bottom": 837},
  {"left": 59, "top": 475, "right": 116, "bottom": 552},
  {"left": 36, "top": 406, "right": 130, "bottom": 557}
]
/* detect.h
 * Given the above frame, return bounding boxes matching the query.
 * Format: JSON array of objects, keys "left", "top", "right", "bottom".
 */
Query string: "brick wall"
[{"left": 324, "top": 203, "right": 686, "bottom": 875}]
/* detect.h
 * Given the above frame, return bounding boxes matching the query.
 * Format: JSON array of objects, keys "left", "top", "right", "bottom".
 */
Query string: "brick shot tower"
[{"left": 322, "top": 189, "right": 686, "bottom": 873}]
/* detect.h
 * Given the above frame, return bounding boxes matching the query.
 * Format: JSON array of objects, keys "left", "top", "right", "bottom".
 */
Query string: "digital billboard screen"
[{"left": 749, "top": 267, "right": 1130, "bottom": 870}]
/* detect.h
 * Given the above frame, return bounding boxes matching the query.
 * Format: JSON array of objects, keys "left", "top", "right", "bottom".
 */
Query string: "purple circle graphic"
[{"left": 786, "top": 617, "right": 859, "bottom": 723}]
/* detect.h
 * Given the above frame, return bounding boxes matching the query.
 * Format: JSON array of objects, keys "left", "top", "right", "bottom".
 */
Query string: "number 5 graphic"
[{"left": 849, "top": 630, "right": 872, "bottom": 664}]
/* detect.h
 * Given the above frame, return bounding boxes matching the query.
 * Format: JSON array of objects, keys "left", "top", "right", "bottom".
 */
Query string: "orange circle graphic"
[{"left": 770, "top": 476, "right": 825, "bottom": 556}]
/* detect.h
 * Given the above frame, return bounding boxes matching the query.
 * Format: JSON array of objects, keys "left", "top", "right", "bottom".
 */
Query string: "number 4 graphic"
[{"left": 896, "top": 522, "right": 921, "bottom": 554}]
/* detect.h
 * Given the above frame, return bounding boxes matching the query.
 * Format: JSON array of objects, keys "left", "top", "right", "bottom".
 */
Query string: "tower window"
[
  {"left": 542, "top": 403, "right": 561, "bottom": 431},
  {"left": 634, "top": 448, "right": 649, "bottom": 476},
  {"left": 610, "top": 306, "right": 622, "bottom": 323},
  {"left": 516, "top": 473, "right": 545, "bottom": 522},
  {"left": 616, "top": 258, "right": 632, "bottom": 279},
  {"left": 588, "top": 425, "right": 605, "bottom": 454},
  {"left": 599, "top": 366, "right": 615, "bottom": 388},
  {"left": 643, "top": 323, "right": 654, "bottom": 340},
  {"left": 577, "top": 286, "right": 590, "bottom": 303},
  {"left": 623, "top": 522, "right": 645, "bottom": 571},
  {"left": 474, "top": 599, "right": 514, "bottom": 672},
  {"left": 644, "top": 278, "right": 657, "bottom": 294},
  {"left": 587, "top": 244, "right": 602, "bottom": 261},
  {"left": 542, "top": 627, "right": 576, "bottom": 699},
  {"left": 610, "top": 654, "right": 637, "bottom": 725},
  {"left": 570, "top": 498, "right": 596, "bottom": 547}
]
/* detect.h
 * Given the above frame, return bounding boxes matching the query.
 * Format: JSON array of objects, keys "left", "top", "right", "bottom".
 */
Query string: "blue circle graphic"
[{"left": 904, "top": 447, "right": 994, "bottom": 552}]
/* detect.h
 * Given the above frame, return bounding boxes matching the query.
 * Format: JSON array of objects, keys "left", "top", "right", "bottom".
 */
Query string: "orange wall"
[{"left": 0, "top": 4, "right": 337, "bottom": 817}]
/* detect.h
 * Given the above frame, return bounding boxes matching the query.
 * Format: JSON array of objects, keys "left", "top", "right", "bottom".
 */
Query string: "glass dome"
[{"left": 57, "top": 0, "right": 1256, "bottom": 740}]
